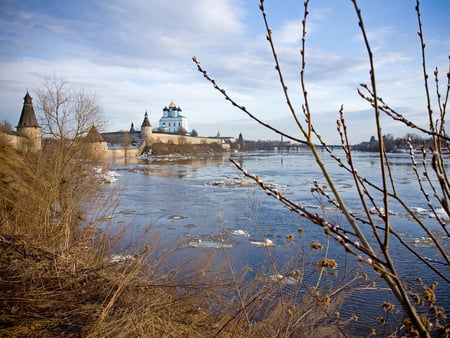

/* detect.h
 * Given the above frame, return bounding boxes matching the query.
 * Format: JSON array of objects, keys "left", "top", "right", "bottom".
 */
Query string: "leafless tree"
[
  {"left": 36, "top": 75, "right": 104, "bottom": 142},
  {"left": 0, "top": 120, "right": 13, "bottom": 133}
]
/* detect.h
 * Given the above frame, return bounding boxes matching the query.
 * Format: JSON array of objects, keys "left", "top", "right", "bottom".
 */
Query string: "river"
[{"left": 100, "top": 149, "right": 449, "bottom": 335}]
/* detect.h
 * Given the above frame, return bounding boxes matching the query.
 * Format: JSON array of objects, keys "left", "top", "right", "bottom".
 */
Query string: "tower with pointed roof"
[
  {"left": 16, "top": 92, "right": 41, "bottom": 151},
  {"left": 85, "top": 125, "right": 109, "bottom": 158},
  {"left": 159, "top": 100, "right": 189, "bottom": 134},
  {"left": 141, "top": 110, "right": 152, "bottom": 146}
]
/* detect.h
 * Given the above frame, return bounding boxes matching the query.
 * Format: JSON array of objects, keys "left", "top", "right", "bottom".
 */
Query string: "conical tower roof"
[
  {"left": 141, "top": 110, "right": 151, "bottom": 127},
  {"left": 86, "top": 125, "right": 105, "bottom": 142},
  {"left": 17, "top": 92, "right": 40, "bottom": 128}
]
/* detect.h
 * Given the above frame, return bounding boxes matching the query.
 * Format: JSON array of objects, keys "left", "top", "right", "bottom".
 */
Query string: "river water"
[{"left": 101, "top": 149, "right": 449, "bottom": 335}]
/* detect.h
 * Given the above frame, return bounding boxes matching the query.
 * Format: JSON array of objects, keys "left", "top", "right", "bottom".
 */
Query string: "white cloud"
[
  {"left": 276, "top": 20, "right": 301, "bottom": 45},
  {"left": 1, "top": 0, "right": 449, "bottom": 143}
]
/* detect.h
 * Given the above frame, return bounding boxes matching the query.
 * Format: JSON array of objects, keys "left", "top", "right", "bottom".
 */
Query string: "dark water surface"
[{"left": 102, "top": 150, "right": 449, "bottom": 334}]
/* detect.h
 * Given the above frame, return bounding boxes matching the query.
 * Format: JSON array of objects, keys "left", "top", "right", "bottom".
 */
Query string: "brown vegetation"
[
  {"left": 149, "top": 142, "right": 225, "bottom": 156},
  {"left": 0, "top": 138, "right": 232, "bottom": 337},
  {"left": 1, "top": 134, "right": 360, "bottom": 336}
]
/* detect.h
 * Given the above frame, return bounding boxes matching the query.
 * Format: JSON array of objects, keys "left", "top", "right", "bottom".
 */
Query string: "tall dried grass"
[
  {"left": 0, "top": 135, "right": 359, "bottom": 337},
  {"left": 0, "top": 139, "right": 238, "bottom": 337}
]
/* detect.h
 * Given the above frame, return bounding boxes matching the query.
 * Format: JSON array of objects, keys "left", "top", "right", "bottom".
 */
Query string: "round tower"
[
  {"left": 140, "top": 111, "right": 152, "bottom": 146},
  {"left": 16, "top": 92, "right": 41, "bottom": 151},
  {"left": 85, "top": 125, "right": 109, "bottom": 160}
]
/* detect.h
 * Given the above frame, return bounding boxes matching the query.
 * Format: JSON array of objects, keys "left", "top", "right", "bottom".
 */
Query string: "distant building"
[{"left": 158, "top": 101, "right": 189, "bottom": 134}]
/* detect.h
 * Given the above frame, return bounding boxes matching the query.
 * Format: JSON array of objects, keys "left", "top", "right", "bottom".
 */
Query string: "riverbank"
[
  {"left": 0, "top": 139, "right": 246, "bottom": 337},
  {"left": 146, "top": 141, "right": 228, "bottom": 156}
]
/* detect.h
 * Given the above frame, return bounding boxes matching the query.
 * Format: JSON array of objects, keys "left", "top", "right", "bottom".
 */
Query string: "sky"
[{"left": 0, "top": 0, "right": 449, "bottom": 143}]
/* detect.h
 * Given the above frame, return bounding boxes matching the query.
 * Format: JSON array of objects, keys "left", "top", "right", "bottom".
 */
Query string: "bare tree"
[
  {"left": 33, "top": 76, "right": 106, "bottom": 247},
  {"left": 36, "top": 75, "right": 104, "bottom": 142},
  {"left": 194, "top": 0, "right": 449, "bottom": 336},
  {"left": 0, "top": 120, "right": 13, "bottom": 133}
]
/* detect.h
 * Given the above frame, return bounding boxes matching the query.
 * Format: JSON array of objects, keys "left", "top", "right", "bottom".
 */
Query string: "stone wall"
[
  {"left": 107, "top": 147, "right": 142, "bottom": 161},
  {"left": 151, "top": 133, "right": 221, "bottom": 145},
  {"left": 0, "top": 132, "right": 20, "bottom": 149},
  {"left": 0, "top": 131, "right": 41, "bottom": 152},
  {"left": 1, "top": 128, "right": 225, "bottom": 160}
]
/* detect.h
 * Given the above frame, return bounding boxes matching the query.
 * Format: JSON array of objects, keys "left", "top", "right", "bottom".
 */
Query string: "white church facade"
[{"left": 158, "top": 101, "right": 189, "bottom": 134}]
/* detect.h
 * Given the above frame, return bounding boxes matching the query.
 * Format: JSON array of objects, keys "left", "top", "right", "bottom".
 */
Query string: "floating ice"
[
  {"left": 429, "top": 208, "right": 450, "bottom": 223},
  {"left": 231, "top": 229, "right": 250, "bottom": 237},
  {"left": 188, "top": 239, "right": 233, "bottom": 249},
  {"left": 250, "top": 238, "right": 275, "bottom": 247},
  {"left": 266, "top": 274, "right": 299, "bottom": 285},
  {"left": 169, "top": 215, "right": 186, "bottom": 220},
  {"left": 94, "top": 167, "right": 121, "bottom": 183},
  {"left": 411, "top": 207, "right": 427, "bottom": 213},
  {"left": 110, "top": 254, "right": 133, "bottom": 263}
]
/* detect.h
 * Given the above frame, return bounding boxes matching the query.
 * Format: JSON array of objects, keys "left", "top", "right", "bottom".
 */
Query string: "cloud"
[
  {"left": 1, "top": 0, "right": 448, "bottom": 143},
  {"left": 276, "top": 20, "right": 301, "bottom": 45}
]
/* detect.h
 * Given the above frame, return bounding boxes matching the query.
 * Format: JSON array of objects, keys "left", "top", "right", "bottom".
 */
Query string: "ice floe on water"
[
  {"left": 250, "top": 238, "right": 275, "bottom": 247},
  {"left": 368, "top": 206, "right": 397, "bottom": 216},
  {"left": 188, "top": 239, "right": 233, "bottom": 249},
  {"left": 180, "top": 233, "right": 233, "bottom": 250},
  {"left": 168, "top": 215, "right": 186, "bottom": 220},
  {"left": 264, "top": 274, "right": 300, "bottom": 285},
  {"left": 182, "top": 229, "right": 275, "bottom": 250},
  {"left": 428, "top": 207, "right": 450, "bottom": 223},
  {"left": 410, "top": 207, "right": 428, "bottom": 214},
  {"left": 94, "top": 166, "right": 121, "bottom": 183},
  {"left": 110, "top": 254, "right": 134, "bottom": 263},
  {"left": 208, "top": 178, "right": 253, "bottom": 187},
  {"left": 207, "top": 175, "right": 288, "bottom": 190},
  {"left": 410, "top": 237, "right": 435, "bottom": 248},
  {"left": 397, "top": 229, "right": 448, "bottom": 249},
  {"left": 231, "top": 229, "right": 250, "bottom": 237}
]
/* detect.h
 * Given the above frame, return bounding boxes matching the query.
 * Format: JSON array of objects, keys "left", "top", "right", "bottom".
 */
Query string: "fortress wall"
[
  {"left": 0, "top": 132, "right": 20, "bottom": 149},
  {"left": 151, "top": 133, "right": 221, "bottom": 145},
  {"left": 107, "top": 147, "right": 141, "bottom": 160},
  {"left": 0, "top": 131, "right": 41, "bottom": 152}
]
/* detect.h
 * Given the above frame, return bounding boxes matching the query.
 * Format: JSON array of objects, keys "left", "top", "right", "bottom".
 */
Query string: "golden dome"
[{"left": 168, "top": 100, "right": 176, "bottom": 109}]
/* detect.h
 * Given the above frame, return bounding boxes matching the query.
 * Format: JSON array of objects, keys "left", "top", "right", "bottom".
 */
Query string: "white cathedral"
[{"left": 158, "top": 101, "right": 189, "bottom": 134}]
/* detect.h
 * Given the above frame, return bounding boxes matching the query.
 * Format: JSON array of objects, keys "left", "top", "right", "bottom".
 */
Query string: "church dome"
[{"left": 168, "top": 101, "right": 176, "bottom": 109}]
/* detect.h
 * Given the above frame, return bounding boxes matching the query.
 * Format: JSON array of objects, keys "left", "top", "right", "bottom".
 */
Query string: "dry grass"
[
  {"left": 0, "top": 236, "right": 232, "bottom": 337},
  {"left": 0, "top": 139, "right": 234, "bottom": 337},
  {"left": 0, "top": 138, "right": 355, "bottom": 337}
]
